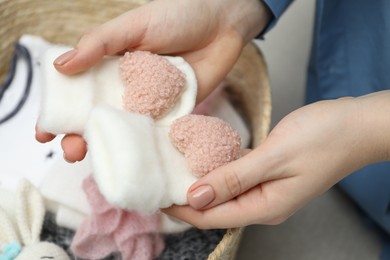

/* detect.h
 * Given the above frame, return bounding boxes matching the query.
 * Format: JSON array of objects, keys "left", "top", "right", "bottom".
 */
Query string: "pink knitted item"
[
  {"left": 169, "top": 114, "right": 241, "bottom": 177},
  {"left": 71, "top": 176, "right": 164, "bottom": 260},
  {"left": 120, "top": 51, "right": 186, "bottom": 119}
]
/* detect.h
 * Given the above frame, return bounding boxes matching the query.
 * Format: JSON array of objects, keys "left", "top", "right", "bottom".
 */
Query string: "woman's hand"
[
  {"left": 35, "top": 0, "right": 271, "bottom": 162},
  {"left": 162, "top": 91, "right": 390, "bottom": 229}
]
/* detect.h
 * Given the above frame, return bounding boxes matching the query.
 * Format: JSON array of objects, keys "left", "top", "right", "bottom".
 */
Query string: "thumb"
[{"left": 187, "top": 146, "right": 278, "bottom": 210}]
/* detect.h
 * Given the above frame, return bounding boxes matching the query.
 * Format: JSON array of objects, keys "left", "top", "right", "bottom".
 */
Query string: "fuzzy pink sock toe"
[
  {"left": 120, "top": 51, "right": 186, "bottom": 119},
  {"left": 169, "top": 114, "right": 241, "bottom": 177}
]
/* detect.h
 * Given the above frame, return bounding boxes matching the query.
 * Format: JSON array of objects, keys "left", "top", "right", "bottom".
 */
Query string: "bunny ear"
[
  {"left": 0, "top": 207, "right": 19, "bottom": 244},
  {"left": 15, "top": 179, "right": 45, "bottom": 246}
]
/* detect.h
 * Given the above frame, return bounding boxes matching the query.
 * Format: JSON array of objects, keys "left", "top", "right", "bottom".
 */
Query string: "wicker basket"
[{"left": 0, "top": 1, "right": 271, "bottom": 259}]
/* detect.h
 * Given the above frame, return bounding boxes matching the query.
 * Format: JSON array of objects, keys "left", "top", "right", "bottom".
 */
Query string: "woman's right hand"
[{"left": 35, "top": 0, "right": 272, "bottom": 162}]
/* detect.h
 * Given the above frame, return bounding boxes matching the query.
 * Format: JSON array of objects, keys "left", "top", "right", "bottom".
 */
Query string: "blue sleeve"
[{"left": 258, "top": 0, "right": 294, "bottom": 38}]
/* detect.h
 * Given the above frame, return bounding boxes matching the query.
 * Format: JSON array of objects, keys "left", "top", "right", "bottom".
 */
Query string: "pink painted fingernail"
[
  {"left": 54, "top": 49, "right": 77, "bottom": 66},
  {"left": 188, "top": 185, "right": 215, "bottom": 209}
]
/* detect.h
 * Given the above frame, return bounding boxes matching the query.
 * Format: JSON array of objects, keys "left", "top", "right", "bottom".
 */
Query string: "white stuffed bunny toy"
[{"left": 0, "top": 179, "right": 70, "bottom": 260}]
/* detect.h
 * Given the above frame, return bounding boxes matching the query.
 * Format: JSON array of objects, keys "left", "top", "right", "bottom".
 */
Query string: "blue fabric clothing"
[
  {"left": 263, "top": 0, "right": 390, "bottom": 255},
  {"left": 261, "top": 0, "right": 292, "bottom": 36},
  {"left": 306, "top": 0, "right": 390, "bottom": 103}
]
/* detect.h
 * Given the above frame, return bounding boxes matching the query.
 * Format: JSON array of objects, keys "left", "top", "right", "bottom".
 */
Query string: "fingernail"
[
  {"left": 54, "top": 49, "right": 77, "bottom": 66},
  {"left": 188, "top": 185, "right": 215, "bottom": 209}
]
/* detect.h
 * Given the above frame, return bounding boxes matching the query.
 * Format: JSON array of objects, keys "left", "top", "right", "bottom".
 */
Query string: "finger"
[
  {"left": 241, "top": 149, "right": 251, "bottom": 156},
  {"left": 186, "top": 144, "right": 281, "bottom": 210},
  {"left": 163, "top": 176, "right": 305, "bottom": 229},
  {"left": 163, "top": 184, "right": 281, "bottom": 229},
  {"left": 61, "top": 134, "right": 87, "bottom": 162},
  {"left": 162, "top": 203, "right": 247, "bottom": 229},
  {"left": 182, "top": 33, "right": 243, "bottom": 103},
  {"left": 35, "top": 124, "right": 55, "bottom": 143},
  {"left": 54, "top": 7, "right": 151, "bottom": 75}
]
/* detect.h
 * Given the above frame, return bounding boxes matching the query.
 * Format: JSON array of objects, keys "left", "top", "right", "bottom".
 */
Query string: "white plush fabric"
[
  {"left": 85, "top": 106, "right": 198, "bottom": 213},
  {"left": 38, "top": 45, "right": 200, "bottom": 214},
  {"left": 38, "top": 47, "right": 198, "bottom": 136},
  {"left": 38, "top": 48, "right": 124, "bottom": 135},
  {"left": 37, "top": 44, "right": 249, "bottom": 220}
]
